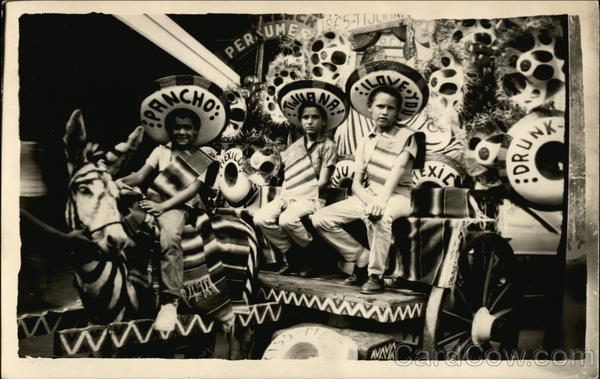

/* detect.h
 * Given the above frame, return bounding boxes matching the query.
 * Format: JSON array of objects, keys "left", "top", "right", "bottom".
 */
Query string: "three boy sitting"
[{"left": 118, "top": 62, "right": 428, "bottom": 333}]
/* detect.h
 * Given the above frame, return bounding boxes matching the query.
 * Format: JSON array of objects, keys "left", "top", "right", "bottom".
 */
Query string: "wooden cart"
[
  {"left": 257, "top": 217, "right": 522, "bottom": 360},
  {"left": 17, "top": 189, "right": 522, "bottom": 360}
]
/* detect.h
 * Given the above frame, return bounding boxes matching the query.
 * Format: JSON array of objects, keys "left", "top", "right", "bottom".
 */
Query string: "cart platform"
[{"left": 258, "top": 271, "right": 428, "bottom": 323}]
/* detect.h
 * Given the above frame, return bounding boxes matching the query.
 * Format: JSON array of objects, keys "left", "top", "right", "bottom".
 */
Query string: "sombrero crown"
[
  {"left": 140, "top": 75, "right": 229, "bottom": 146},
  {"left": 345, "top": 61, "right": 429, "bottom": 122},
  {"left": 277, "top": 80, "right": 350, "bottom": 130}
]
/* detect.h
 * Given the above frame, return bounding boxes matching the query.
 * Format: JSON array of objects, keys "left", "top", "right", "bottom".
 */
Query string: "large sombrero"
[
  {"left": 277, "top": 80, "right": 350, "bottom": 130},
  {"left": 345, "top": 61, "right": 429, "bottom": 122},
  {"left": 140, "top": 75, "right": 229, "bottom": 146}
]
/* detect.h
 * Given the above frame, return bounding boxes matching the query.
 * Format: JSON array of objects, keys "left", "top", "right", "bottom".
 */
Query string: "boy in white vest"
[
  {"left": 254, "top": 101, "right": 338, "bottom": 276},
  {"left": 312, "top": 61, "right": 428, "bottom": 294}
]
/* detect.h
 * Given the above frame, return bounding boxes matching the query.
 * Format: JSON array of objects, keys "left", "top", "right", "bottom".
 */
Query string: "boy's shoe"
[
  {"left": 344, "top": 266, "right": 368, "bottom": 286},
  {"left": 360, "top": 275, "right": 384, "bottom": 294},
  {"left": 277, "top": 262, "right": 293, "bottom": 275},
  {"left": 154, "top": 301, "right": 178, "bottom": 332},
  {"left": 277, "top": 246, "right": 301, "bottom": 276},
  {"left": 298, "top": 265, "right": 318, "bottom": 278}
]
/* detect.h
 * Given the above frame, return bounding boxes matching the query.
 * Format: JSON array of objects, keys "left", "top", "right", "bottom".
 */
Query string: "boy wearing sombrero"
[
  {"left": 254, "top": 80, "right": 349, "bottom": 277},
  {"left": 117, "top": 76, "right": 226, "bottom": 331},
  {"left": 312, "top": 61, "right": 428, "bottom": 294}
]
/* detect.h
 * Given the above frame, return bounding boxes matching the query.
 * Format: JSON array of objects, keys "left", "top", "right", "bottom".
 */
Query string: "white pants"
[
  {"left": 311, "top": 193, "right": 412, "bottom": 278},
  {"left": 253, "top": 197, "right": 319, "bottom": 253}
]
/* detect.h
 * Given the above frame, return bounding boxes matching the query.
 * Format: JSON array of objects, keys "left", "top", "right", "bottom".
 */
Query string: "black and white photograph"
[{"left": 2, "top": 1, "right": 598, "bottom": 378}]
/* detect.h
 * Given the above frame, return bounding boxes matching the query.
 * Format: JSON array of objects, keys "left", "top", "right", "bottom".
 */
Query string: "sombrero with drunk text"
[
  {"left": 140, "top": 75, "right": 229, "bottom": 146},
  {"left": 345, "top": 61, "right": 429, "bottom": 122},
  {"left": 277, "top": 79, "right": 350, "bottom": 130}
]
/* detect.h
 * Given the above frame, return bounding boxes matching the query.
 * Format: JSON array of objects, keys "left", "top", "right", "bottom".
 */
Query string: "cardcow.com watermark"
[{"left": 393, "top": 344, "right": 593, "bottom": 367}]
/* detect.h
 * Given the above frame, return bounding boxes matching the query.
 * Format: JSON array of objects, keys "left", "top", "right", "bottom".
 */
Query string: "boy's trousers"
[
  {"left": 311, "top": 192, "right": 412, "bottom": 277},
  {"left": 254, "top": 197, "right": 319, "bottom": 253},
  {"left": 156, "top": 208, "right": 187, "bottom": 301}
]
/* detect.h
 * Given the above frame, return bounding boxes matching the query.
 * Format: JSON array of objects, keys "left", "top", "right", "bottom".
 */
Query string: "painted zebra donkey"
[{"left": 63, "top": 110, "right": 259, "bottom": 337}]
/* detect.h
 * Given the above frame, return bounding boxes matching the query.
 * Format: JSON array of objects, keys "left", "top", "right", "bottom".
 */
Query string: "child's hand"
[
  {"left": 280, "top": 196, "right": 289, "bottom": 210},
  {"left": 366, "top": 197, "right": 386, "bottom": 222},
  {"left": 114, "top": 178, "right": 128, "bottom": 188},
  {"left": 139, "top": 200, "right": 165, "bottom": 217},
  {"left": 64, "top": 229, "right": 94, "bottom": 251}
]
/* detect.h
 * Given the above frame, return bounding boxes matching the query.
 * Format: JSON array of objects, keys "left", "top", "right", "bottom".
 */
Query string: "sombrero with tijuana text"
[{"left": 277, "top": 79, "right": 350, "bottom": 131}]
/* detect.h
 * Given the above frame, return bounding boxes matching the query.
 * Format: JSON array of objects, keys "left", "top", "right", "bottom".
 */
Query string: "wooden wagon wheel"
[{"left": 422, "top": 233, "right": 522, "bottom": 360}]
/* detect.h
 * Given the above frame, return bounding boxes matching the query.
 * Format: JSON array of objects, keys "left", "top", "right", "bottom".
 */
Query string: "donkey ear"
[
  {"left": 63, "top": 109, "right": 87, "bottom": 174},
  {"left": 106, "top": 126, "right": 145, "bottom": 176}
]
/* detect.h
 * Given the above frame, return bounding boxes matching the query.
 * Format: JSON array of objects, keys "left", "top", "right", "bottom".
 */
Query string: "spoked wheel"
[{"left": 423, "top": 233, "right": 522, "bottom": 360}]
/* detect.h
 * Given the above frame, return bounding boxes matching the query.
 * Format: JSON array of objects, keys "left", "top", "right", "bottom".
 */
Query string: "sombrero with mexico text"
[
  {"left": 140, "top": 75, "right": 229, "bottom": 146},
  {"left": 277, "top": 79, "right": 350, "bottom": 131},
  {"left": 345, "top": 60, "right": 430, "bottom": 122}
]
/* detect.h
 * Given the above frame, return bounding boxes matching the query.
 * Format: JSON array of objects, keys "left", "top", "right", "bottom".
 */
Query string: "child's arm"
[
  {"left": 366, "top": 151, "right": 412, "bottom": 220},
  {"left": 317, "top": 141, "right": 338, "bottom": 191},
  {"left": 118, "top": 146, "right": 162, "bottom": 187},
  {"left": 350, "top": 139, "right": 375, "bottom": 205},
  {"left": 117, "top": 164, "right": 155, "bottom": 187},
  {"left": 317, "top": 166, "right": 334, "bottom": 191},
  {"left": 140, "top": 179, "right": 202, "bottom": 216},
  {"left": 351, "top": 167, "right": 375, "bottom": 205}
]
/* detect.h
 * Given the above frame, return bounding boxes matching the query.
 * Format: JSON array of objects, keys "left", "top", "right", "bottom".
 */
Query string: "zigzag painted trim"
[
  {"left": 17, "top": 306, "right": 87, "bottom": 339},
  {"left": 55, "top": 302, "right": 281, "bottom": 356},
  {"left": 368, "top": 342, "right": 398, "bottom": 360},
  {"left": 258, "top": 288, "right": 423, "bottom": 323}
]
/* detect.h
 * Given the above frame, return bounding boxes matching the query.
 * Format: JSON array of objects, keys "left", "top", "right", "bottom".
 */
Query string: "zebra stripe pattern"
[
  {"left": 66, "top": 163, "right": 259, "bottom": 326},
  {"left": 334, "top": 108, "right": 375, "bottom": 157},
  {"left": 66, "top": 163, "right": 152, "bottom": 324}
]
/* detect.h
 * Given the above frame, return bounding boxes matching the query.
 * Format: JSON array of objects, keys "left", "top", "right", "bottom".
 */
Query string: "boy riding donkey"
[
  {"left": 253, "top": 80, "right": 349, "bottom": 277},
  {"left": 117, "top": 76, "right": 228, "bottom": 331},
  {"left": 312, "top": 61, "right": 428, "bottom": 294}
]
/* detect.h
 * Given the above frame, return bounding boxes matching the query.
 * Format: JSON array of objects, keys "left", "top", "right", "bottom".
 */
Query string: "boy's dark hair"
[
  {"left": 298, "top": 102, "right": 328, "bottom": 121},
  {"left": 165, "top": 108, "right": 201, "bottom": 131},
  {"left": 367, "top": 86, "right": 402, "bottom": 109}
]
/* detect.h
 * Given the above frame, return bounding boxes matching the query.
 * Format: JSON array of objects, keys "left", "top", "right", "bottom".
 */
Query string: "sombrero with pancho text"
[{"left": 140, "top": 75, "right": 229, "bottom": 146}]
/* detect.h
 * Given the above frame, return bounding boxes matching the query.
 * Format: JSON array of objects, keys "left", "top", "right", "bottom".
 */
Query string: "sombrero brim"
[
  {"left": 278, "top": 80, "right": 349, "bottom": 130},
  {"left": 345, "top": 61, "right": 429, "bottom": 122},
  {"left": 140, "top": 75, "right": 229, "bottom": 146}
]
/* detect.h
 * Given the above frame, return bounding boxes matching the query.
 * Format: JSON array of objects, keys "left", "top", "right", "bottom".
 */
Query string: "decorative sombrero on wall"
[
  {"left": 345, "top": 60, "right": 429, "bottom": 122},
  {"left": 277, "top": 79, "right": 350, "bottom": 131},
  {"left": 140, "top": 75, "right": 229, "bottom": 146}
]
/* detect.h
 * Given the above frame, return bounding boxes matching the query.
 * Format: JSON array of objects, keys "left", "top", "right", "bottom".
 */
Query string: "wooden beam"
[{"left": 115, "top": 14, "right": 240, "bottom": 88}]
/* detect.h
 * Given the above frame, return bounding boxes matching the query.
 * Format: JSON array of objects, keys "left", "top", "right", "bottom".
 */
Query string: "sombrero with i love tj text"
[{"left": 345, "top": 60, "right": 429, "bottom": 122}]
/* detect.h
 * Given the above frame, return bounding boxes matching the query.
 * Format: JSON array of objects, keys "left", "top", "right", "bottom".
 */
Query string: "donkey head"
[{"left": 63, "top": 109, "right": 143, "bottom": 254}]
